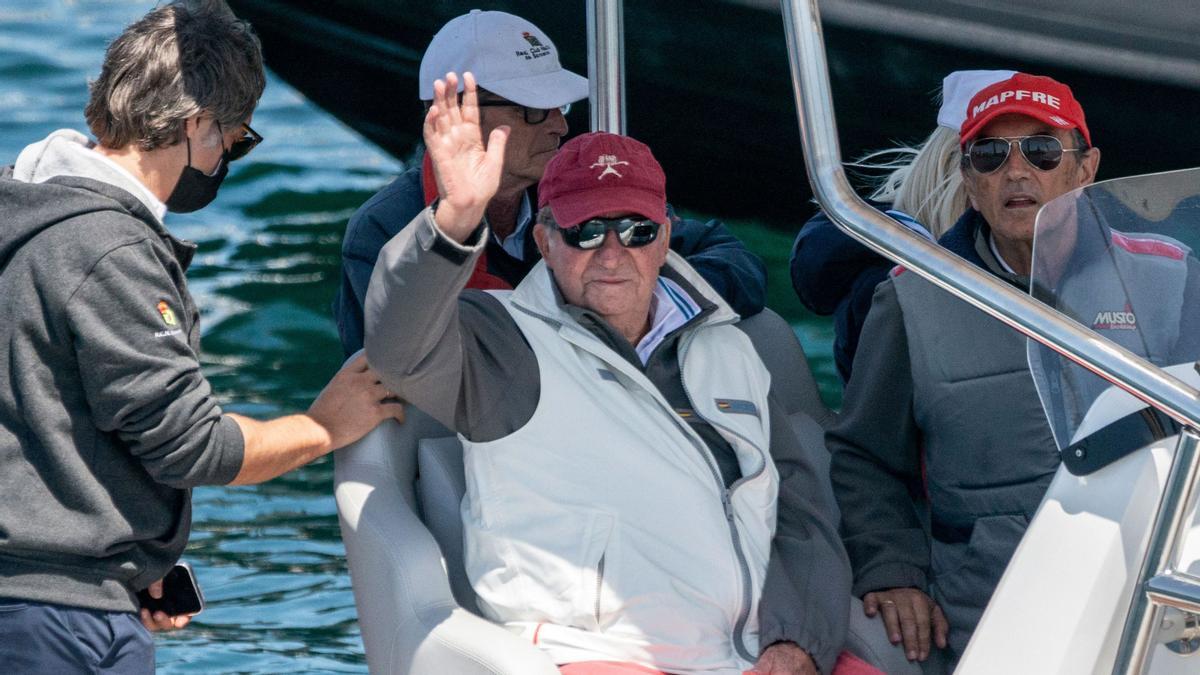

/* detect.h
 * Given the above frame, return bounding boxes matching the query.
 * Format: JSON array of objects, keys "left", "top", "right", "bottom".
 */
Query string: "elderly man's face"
[
  {"left": 533, "top": 211, "right": 671, "bottom": 337},
  {"left": 962, "top": 114, "right": 1100, "bottom": 248},
  {"left": 477, "top": 93, "right": 568, "bottom": 189}
]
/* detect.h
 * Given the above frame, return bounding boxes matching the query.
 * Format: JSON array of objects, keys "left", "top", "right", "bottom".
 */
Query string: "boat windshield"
[{"left": 1027, "top": 168, "right": 1200, "bottom": 450}]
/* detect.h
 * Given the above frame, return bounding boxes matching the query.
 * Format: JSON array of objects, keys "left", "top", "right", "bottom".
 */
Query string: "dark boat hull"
[{"left": 228, "top": 0, "right": 1200, "bottom": 223}]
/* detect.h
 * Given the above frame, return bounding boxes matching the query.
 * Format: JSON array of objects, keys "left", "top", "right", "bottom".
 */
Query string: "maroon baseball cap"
[
  {"left": 960, "top": 73, "right": 1090, "bottom": 146},
  {"left": 538, "top": 132, "right": 668, "bottom": 228}
]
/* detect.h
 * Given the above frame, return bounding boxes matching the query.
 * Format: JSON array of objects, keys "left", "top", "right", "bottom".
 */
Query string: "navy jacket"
[
  {"left": 335, "top": 165, "right": 768, "bottom": 357},
  {"left": 790, "top": 204, "right": 931, "bottom": 382}
]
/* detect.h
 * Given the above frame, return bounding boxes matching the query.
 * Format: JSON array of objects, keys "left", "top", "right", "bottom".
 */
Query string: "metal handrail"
[
  {"left": 1113, "top": 428, "right": 1200, "bottom": 672},
  {"left": 586, "top": 0, "right": 625, "bottom": 134},
  {"left": 778, "top": 0, "right": 1200, "bottom": 429}
]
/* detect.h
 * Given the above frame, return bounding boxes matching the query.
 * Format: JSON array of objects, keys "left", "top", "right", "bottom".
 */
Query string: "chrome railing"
[
  {"left": 777, "top": 0, "right": 1200, "bottom": 672},
  {"left": 586, "top": 0, "right": 625, "bottom": 134},
  {"left": 1114, "top": 428, "right": 1200, "bottom": 671}
]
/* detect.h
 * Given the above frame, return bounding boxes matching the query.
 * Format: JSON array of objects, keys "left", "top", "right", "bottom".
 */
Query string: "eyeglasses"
[
  {"left": 216, "top": 121, "right": 263, "bottom": 162},
  {"left": 559, "top": 217, "right": 662, "bottom": 250},
  {"left": 476, "top": 101, "right": 570, "bottom": 125},
  {"left": 964, "top": 134, "right": 1082, "bottom": 174}
]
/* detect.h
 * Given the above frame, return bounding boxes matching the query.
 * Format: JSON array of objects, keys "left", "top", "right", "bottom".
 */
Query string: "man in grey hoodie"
[{"left": 0, "top": 3, "right": 401, "bottom": 672}]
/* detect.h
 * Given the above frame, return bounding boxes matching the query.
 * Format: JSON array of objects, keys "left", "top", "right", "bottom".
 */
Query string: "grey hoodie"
[{"left": 0, "top": 130, "right": 244, "bottom": 613}]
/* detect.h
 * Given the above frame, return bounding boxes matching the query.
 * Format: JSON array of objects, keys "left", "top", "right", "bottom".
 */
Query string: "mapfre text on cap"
[{"left": 972, "top": 90, "right": 1062, "bottom": 118}]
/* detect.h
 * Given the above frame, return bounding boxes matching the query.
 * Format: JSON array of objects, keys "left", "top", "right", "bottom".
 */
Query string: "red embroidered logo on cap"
[
  {"left": 589, "top": 154, "right": 629, "bottom": 180},
  {"left": 517, "top": 31, "right": 550, "bottom": 60}
]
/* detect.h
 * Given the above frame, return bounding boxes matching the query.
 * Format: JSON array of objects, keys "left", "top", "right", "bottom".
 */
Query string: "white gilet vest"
[{"left": 460, "top": 253, "right": 778, "bottom": 674}]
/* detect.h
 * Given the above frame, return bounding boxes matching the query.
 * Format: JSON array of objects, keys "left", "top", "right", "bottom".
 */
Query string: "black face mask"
[{"left": 165, "top": 135, "right": 229, "bottom": 213}]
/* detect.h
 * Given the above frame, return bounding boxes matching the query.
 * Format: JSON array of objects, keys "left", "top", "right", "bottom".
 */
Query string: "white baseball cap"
[
  {"left": 419, "top": 10, "right": 589, "bottom": 109},
  {"left": 937, "top": 69, "right": 1017, "bottom": 130}
]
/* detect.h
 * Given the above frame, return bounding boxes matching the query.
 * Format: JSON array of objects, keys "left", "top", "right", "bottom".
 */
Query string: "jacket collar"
[{"left": 939, "top": 208, "right": 1028, "bottom": 290}]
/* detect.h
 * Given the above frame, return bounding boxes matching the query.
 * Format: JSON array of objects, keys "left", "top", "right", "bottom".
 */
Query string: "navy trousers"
[{"left": 0, "top": 598, "right": 154, "bottom": 674}]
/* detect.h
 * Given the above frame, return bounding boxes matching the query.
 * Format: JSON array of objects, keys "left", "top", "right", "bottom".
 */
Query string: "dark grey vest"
[{"left": 891, "top": 269, "right": 1058, "bottom": 657}]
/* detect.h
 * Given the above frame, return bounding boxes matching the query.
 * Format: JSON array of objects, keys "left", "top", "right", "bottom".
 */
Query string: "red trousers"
[{"left": 558, "top": 650, "right": 883, "bottom": 674}]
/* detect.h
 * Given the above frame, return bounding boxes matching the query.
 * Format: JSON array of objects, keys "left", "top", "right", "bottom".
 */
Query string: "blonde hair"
[{"left": 849, "top": 126, "right": 967, "bottom": 239}]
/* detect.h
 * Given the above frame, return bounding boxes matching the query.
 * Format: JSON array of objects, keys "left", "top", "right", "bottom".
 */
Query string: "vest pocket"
[
  {"left": 930, "top": 513, "right": 1028, "bottom": 630},
  {"left": 472, "top": 504, "right": 618, "bottom": 631},
  {"left": 575, "top": 513, "right": 618, "bottom": 632}
]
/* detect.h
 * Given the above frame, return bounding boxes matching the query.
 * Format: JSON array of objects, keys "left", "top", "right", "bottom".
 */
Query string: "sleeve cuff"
[
  {"left": 758, "top": 629, "right": 837, "bottom": 675},
  {"left": 418, "top": 204, "right": 486, "bottom": 264},
  {"left": 211, "top": 413, "right": 247, "bottom": 485},
  {"left": 853, "top": 561, "right": 928, "bottom": 597}
]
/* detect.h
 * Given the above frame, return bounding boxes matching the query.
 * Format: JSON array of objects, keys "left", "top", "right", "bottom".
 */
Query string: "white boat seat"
[
  {"left": 415, "top": 435, "right": 477, "bottom": 612},
  {"left": 336, "top": 309, "right": 935, "bottom": 673}
]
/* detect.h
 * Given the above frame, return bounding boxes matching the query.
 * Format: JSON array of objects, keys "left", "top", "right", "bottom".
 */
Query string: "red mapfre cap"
[
  {"left": 960, "top": 73, "right": 1090, "bottom": 146},
  {"left": 538, "top": 132, "right": 668, "bottom": 228}
]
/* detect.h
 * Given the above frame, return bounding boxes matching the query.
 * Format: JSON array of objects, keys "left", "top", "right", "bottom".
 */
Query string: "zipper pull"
[{"left": 723, "top": 494, "right": 734, "bottom": 520}]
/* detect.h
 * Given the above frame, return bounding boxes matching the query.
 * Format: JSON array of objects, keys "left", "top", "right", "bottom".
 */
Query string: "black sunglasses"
[
  {"left": 476, "top": 101, "right": 570, "bottom": 125},
  {"left": 964, "top": 134, "right": 1082, "bottom": 174},
  {"left": 559, "top": 217, "right": 662, "bottom": 250},
  {"left": 216, "top": 121, "right": 263, "bottom": 162}
]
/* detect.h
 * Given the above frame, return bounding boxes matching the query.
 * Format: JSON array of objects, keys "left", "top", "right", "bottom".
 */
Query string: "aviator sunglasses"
[
  {"left": 559, "top": 217, "right": 662, "bottom": 250},
  {"left": 215, "top": 121, "right": 263, "bottom": 162},
  {"left": 964, "top": 134, "right": 1082, "bottom": 174}
]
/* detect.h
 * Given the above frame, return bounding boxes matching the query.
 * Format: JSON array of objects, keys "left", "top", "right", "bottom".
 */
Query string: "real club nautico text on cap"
[
  {"left": 418, "top": 9, "right": 588, "bottom": 110},
  {"left": 538, "top": 132, "right": 669, "bottom": 229}
]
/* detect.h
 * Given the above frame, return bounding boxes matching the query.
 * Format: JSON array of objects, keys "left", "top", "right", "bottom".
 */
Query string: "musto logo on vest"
[{"left": 1092, "top": 304, "right": 1137, "bottom": 330}]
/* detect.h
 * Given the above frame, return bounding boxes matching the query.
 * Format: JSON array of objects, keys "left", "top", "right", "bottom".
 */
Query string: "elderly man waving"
[{"left": 364, "top": 72, "right": 858, "bottom": 675}]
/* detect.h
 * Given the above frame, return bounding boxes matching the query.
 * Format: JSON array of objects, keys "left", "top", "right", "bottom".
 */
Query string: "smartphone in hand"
[{"left": 137, "top": 561, "right": 205, "bottom": 617}]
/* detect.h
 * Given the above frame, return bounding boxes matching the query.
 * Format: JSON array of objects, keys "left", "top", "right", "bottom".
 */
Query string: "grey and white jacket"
[{"left": 364, "top": 207, "right": 849, "bottom": 674}]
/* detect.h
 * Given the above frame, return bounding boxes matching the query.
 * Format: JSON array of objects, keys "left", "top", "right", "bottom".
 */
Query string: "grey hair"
[
  {"left": 1070, "top": 128, "right": 1090, "bottom": 151},
  {"left": 85, "top": 0, "right": 265, "bottom": 151},
  {"left": 537, "top": 206, "right": 557, "bottom": 229},
  {"left": 847, "top": 126, "right": 967, "bottom": 239}
]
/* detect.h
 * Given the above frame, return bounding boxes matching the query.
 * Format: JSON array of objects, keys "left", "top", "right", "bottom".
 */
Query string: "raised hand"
[{"left": 423, "top": 71, "right": 510, "bottom": 243}]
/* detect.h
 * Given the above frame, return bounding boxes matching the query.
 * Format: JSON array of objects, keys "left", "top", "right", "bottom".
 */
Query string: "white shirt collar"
[
  {"left": 491, "top": 191, "right": 533, "bottom": 260},
  {"left": 988, "top": 232, "right": 1019, "bottom": 275},
  {"left": 635, "top": 277, "right": 702, "bottom": 364}
]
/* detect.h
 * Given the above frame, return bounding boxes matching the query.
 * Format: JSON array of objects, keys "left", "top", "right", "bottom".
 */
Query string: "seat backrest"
[
  {"left": 416, "top": 436, "right": 475, "bottom": 611},
  {"left": 335, "top": 405, "right": 558, "bottom": 674},
  {"left": 737, "top": 308, "right": 835, "bottom": 428}
]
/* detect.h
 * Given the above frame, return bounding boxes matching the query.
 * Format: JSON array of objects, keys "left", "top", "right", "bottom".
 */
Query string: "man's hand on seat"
[
  {"left": 307, "top": 354, "right": 406, "bottom": 452},
  {"left": 751, "top": 641, "right": 818, "bottom": 675},
  {"left": 424, "top": 71, "right": 510, "bottom": 243},
  {"left": 862, "top": 587, "right": 948, "bottom": 662}
]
